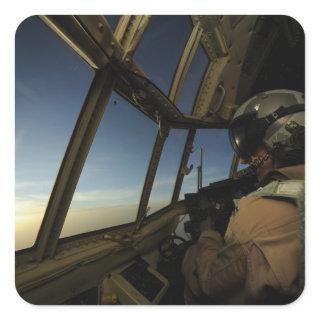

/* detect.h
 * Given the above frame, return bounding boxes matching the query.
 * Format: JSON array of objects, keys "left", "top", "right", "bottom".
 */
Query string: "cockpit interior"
[{"left": 15, "top": 15, "right": 304, "bottom": 304}]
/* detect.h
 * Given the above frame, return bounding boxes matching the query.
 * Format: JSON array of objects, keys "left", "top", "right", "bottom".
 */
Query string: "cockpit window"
[
  {"left": 179, "top": 129, "right": 234, "bottom": 200},
  {"left": 61, "top": 92, "right": 158, "bottom": 238},
  {"left": 147, "top": 129, "right": 187, "bottom": 215},
  {"left": 15, "top": 16, "right": 94, "bottom": 251},
  {"left": 177, "top": 43, "right": 209, "bottom": 114},
  {"left": 133, "top": 15, "right": 192, "bottom": 95},
  {"left": 105, "top": 15, "right": 120, "bottom": 31}
]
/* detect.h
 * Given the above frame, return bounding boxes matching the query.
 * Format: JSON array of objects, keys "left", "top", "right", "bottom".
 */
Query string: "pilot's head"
[{"left": 228, "top": 89, "right": 305, "bottom": 177}]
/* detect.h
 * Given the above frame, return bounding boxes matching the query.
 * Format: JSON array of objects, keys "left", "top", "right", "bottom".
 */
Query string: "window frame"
[{"left": 16, "top": 15, "right": 232, "bottom": 263}]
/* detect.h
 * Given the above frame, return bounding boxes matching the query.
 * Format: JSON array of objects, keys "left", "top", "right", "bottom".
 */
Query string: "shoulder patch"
[
  {"left": 246, "top": 180, "right": 304, "bottom": 200},
  {"left": 276, "top": 181, "right": 304, "bottom": 197}
]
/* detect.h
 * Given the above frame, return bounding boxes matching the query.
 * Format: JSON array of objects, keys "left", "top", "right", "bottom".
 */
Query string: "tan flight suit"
[{"left": 181, "top": 165, "right": 304, "bottom": 304}]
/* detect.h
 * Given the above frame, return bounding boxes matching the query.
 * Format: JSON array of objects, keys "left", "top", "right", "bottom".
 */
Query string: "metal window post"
[
  {"left": 34, "top": 66, "right": 115, "bottom": 260},
  {"left": 136, "top": 126, "right": 170, "bottom": 223},
  {"left": 171, "top": 129, "right": 196, "bottom": 203}
]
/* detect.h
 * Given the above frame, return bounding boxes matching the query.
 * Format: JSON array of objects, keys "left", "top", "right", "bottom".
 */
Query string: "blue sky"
[
  {"left": 15, "top": 16, "right": 94, "bottom": 249},
  {"left": 15, "top": 16, "right": 234, "bottom": 250},
  {"left": 134, "top": 15, "right": 192, "bottom": 95}
]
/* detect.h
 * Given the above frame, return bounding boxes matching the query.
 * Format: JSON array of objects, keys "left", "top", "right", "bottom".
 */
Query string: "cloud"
[
  {"left": 15, "top": 196, "right": 48, "bottom": 218},
  {"left": 15, "top": 181, "right": 39, "bottom": 189},
  {"left": 15, "top": 163, "right": 229, "bottom": 249},
  {"left": 15, "top": 180, "right": 51, "bottom": 191},
  {"left": 62, "top": 203, "right": 139, "bottom": 238},
  {"left": 15, "top": 213, "right": 43, "bottom": 250},
  {"left": 72, "top": 186, "right": 141, "bottom": 205}
]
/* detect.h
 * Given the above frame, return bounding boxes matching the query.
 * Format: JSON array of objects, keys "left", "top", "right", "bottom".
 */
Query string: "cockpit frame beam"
[
  {"left": 34, "top": 66, "right": 115, "bottom": 260},
  {"left": 136, "top": 126, "right": 170, "bottom": 223},
  {"left": 136, "top": 17, "right": 219, "bottom": 221},
  {"left": 115, "top": 15, "right": 151, "bottom": 57},
  {"left": 168, "top": 21, "right": 203, "bottom": 104},
  {"left": 169, "top": 18, "right": 227, "bottom": 203},
  {"left": 113, "top": 15, "right": 132, "bottom": 42},
  {"left": 74, "top": 15, "right": 123, "bottom": 62},
  {"left": 171, "top": 129, "right": 196, "bottom": 203},
  {"left": 40, "top": 15, "right": 109, "bottom": 69}
]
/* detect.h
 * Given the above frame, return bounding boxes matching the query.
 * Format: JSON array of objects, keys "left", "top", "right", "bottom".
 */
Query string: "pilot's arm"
[
  {"left": 181, "top": 228, "right": 248, "bottom": 304},
  {"left": 181, "top": 195, "right": 301, "bottom": 304}
]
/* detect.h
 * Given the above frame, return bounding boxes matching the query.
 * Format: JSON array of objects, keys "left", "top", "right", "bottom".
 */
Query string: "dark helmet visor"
[{"left": 229, "top": 112, "right": 260, "bottom": 160}]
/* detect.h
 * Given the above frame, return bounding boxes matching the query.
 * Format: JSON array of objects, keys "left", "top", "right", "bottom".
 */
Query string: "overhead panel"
[
  {"left": 217, "top": 15, "right": 258, "bottom": 120},
  {"left": 190, "top": 15, "right": 258, "bottom": 122},
  {"left": 231, "top": 16, "right": 304, "bottom": 106}
]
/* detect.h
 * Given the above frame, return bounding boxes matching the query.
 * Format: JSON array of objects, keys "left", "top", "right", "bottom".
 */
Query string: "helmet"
[{"left": 229, "top": 89, "right": 305, "bottom": 168}]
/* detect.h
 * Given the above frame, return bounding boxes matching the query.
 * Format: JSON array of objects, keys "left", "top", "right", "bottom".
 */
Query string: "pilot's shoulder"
[
  {"left": 229, "top": 195, "right": 300, "bottom": 242},
  {"left": 238, "top": 195, "right": 298, "bottom": 219},
  {"left": 234, "top": 178, "right": 303, "bottom": 229}
]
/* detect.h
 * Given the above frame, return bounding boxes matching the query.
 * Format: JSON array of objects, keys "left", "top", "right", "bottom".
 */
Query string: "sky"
[{"left": 15, "top": 15, "right": 234, "bottom": 250}]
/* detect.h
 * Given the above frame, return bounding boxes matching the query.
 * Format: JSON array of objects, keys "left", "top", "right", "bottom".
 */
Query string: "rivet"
[{"left": 98, "top": 22, "right": 104, "bottom": 32}]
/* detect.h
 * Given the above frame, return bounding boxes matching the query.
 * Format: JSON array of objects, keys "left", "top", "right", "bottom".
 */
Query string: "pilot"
[{"left": 181, "top": 89, "right": 305, "bottom": 304}]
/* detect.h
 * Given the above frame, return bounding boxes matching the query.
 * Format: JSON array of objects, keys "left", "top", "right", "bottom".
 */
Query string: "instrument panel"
[{"left": 101, "top": 257, "right": 169, "bottom": 304}]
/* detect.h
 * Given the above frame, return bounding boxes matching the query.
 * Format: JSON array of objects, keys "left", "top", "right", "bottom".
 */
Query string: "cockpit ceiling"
[
  {"left": 38, "top": 15, "right": 260, "bottom": 128},
  {"left": 39, "top": 15, "right": 304, "bottom": 129}
]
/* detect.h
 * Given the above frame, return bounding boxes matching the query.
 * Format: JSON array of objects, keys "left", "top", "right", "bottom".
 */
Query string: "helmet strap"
[{"left": 249, "top": 151, "right": 271, "bottom": 172}]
